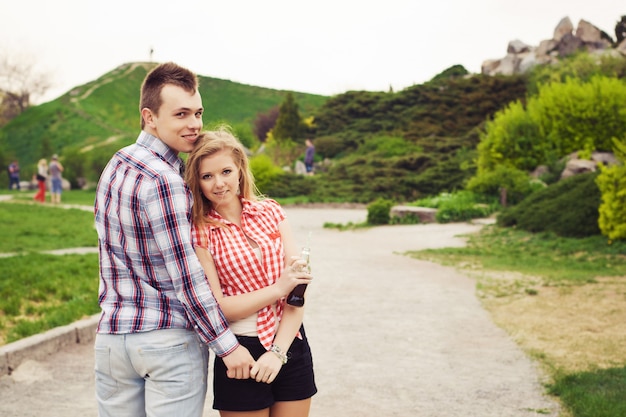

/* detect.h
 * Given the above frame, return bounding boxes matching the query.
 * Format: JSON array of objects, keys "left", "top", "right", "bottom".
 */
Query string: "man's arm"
[
  {"left": 146, "top": 173, "right": 255, "bottom": 377},
  {"left": 147, "top": 173, "right": 236, "bottom": 350}
]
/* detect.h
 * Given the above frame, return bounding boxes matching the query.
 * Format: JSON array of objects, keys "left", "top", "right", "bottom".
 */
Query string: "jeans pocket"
[
  {"left": 139, "top": 339, "right": 204, "bottom": 398},
  {"left": 94, "top": 345, "right": 118, "bottom": 401}
]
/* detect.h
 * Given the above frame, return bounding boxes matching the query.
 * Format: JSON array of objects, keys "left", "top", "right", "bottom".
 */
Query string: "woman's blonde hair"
[{"left": 185, "top": 125, "right": 260, "bottom": 228}]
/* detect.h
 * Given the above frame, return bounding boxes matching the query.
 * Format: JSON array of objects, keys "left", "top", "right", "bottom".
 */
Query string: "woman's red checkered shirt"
[{"left": 192, "top": 198, "right": 290, "bottom": 349}]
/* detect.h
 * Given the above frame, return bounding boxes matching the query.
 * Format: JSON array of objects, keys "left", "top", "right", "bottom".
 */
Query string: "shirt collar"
[
  {"left": 207, "top": 198, "right": 264, "bottom": 228},
  {"left": 137, "top": 131, "right": 184, "bottom": 173}
]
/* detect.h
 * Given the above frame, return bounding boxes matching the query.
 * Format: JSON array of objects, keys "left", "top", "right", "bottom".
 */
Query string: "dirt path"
[{"left": 0, "top": 208, "right": 561, "bottom": 416}]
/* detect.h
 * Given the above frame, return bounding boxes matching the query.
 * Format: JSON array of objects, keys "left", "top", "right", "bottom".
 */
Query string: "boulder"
[
  {"left": 576, "top": 19, "right": 603, "bottom": 43},
  {"left": 480, "top": 59, "right": 500, "bottom": 75},
  {"left": 591, "top": 151, "right": 618, "bottom": 166},
  {"left": 536, "top": 39, "right": 558, "bottom": 57},
  {"left": 294, "top": 160, "right": 307, "bottom": 175},
  {"left": 390, "top": 206, "right": 438, "bottom": 223},
  {"left": 482, "top": 16, "right": 622, "bottom": 77},
  {"left": 507, "top": 39, "right": 532, "bottom": 54},
  {"left": 518, "top": 51, "right": 538, "bottom": 73},
  {"left": 555, "top": 33, "right": 585, "bottom": 57},
  {"left": 554, "top": 17, "right": 574, "bottom": 41},
  {"left": 561, "top": 159, "right": 597, "bottom": 179}
]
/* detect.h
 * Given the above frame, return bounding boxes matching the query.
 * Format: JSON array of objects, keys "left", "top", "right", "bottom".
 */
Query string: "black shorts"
[{"left": 212, "top": 326, "right": 317, "bottom": 411}]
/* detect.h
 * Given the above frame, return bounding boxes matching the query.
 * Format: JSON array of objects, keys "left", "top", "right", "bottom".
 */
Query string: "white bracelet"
[{"left": 269, "top": 344, "right": 289, "bottom": 365}]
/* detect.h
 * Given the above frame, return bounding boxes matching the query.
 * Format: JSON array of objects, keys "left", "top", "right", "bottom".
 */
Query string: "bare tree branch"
[{"left": 0, "top": 51, "right": 53, "bottom": 117}]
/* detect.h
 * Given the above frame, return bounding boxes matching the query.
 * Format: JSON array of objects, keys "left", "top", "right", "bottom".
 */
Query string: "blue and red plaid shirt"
[{"left": 94, "top": 131, "right": 239, "bottom": 356}]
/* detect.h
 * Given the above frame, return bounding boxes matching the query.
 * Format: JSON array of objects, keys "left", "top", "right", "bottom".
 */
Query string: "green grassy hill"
[
  {"left": 4, "top": 51, "right": 626, "bottom": 204},
  {"left": 0, "top": 62, "right": 327, "bottom": 176}
]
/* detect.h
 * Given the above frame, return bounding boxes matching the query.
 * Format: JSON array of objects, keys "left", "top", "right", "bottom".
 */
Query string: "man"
[
  {"left": 8, "top": 160, "right": 20, "bottom": 190},
  {"left": 94, "top": 62, "right": 254, "bottom": 417},
  {"left": 304, "top": 139, "right": 315, "bottom": 175},
  {"left": 48, "top": 154, "right": 64, "bottom": 203}
]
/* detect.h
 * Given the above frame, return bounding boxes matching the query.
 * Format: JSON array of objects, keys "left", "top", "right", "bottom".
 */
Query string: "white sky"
[{"left": 1, "top": 0, "right": 624, "bottom": 104}]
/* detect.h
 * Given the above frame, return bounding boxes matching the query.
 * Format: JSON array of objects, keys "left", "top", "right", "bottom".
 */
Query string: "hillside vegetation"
[
  {"left": 0, "top": 62, "right": 326, "bottom": 179},
  {"left": 2, "top": 51, "right": 626, "bottom": 215}
]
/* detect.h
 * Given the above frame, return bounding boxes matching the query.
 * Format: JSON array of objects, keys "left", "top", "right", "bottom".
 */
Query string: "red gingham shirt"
[{"left": 192, "top": 198, "right": 288, "bottom": 349}]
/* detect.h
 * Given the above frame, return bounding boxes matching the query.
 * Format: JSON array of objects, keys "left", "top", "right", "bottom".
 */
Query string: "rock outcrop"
[{"left": 482, "top": 17, "right": 626, "bottom": 76}]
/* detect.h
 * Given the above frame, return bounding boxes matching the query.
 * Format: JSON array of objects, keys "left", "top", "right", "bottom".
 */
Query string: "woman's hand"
[
  {"left": 249, "top": 351, "right": 284, "bottom": 384},
  {"left": 274, "top": 256, "right": 312, "bottom": 297}
]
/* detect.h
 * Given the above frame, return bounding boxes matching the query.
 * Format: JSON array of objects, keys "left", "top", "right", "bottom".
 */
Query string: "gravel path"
[{"left": 0, "top": 207, "right": 561, "bottom": 416}]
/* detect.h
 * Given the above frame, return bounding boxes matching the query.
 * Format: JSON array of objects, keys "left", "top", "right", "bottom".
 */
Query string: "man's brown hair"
[{"left": 139, "top": 62, "right": 199, "bottom": 129}]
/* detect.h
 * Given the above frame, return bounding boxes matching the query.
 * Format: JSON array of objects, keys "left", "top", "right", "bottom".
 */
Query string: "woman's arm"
[
  {"left": 194, "top": 225, "right": 310, "bottom": 322},
  {"left": 250, "top": 218, "right": 311, "bottom": 383}
]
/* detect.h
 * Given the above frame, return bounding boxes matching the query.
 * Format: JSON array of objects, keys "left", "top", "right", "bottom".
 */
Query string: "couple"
[{"left": 94, "top": 63, "right": 317, "bottom": 417}]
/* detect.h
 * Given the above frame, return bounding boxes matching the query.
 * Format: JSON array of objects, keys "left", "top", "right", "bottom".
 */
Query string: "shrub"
[
  {"left": 313, "top": 135, "right": 345, "bottom": 159},
  {"left": 389, "top": 213, "right": 421, "bottom": 225},
  {"left": 367, "top": 198, "right": 394, "bottom": 225},
  {"left": 596, "top": 138, "right": 626, "bottom": 241},
  {"left": 357, "top": 135, "right": 422, "bottom": 158},
  {"left": 411, "top": 190, "right": 498, "bottom": 223},
  {"left": 467, "top": 165, "right": 540, "bottom": 206},
  {"left": 435, "top": 191, "right": 498, "bottom": 223},
  {"left": 263, "top": 172, "right": 317, "bottom": 199},
  {"left": 497, "top": 172, "right": 601, "bottom": 238},
  {"left": 249, "top": 153, "right": 284, "bottom": 194}
]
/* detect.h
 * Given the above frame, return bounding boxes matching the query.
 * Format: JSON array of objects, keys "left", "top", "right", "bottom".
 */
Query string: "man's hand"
[{"left": 222, "top": 345, "right": 255, "bottom": 379}]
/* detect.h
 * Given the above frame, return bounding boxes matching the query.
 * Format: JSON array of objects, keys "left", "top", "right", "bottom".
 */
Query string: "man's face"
[{"left": 142, "top": 84, "right": 203, "bottom": 154}]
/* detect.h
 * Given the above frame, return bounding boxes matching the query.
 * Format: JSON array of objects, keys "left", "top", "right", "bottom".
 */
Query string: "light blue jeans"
[
  {"left": 94, "top": 329, "right": 209, "bottom": 417},
  {"left": 51, "top": 177, "right": 63, "bottom": 194}
]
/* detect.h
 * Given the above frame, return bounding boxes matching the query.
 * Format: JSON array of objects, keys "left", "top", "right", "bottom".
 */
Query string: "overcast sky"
[{"left": 1, "top": 0, "right": 624, "bottom": 104}]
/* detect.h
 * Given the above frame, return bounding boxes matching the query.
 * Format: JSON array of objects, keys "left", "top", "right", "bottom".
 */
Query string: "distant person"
[
  {"left": 33, "top": 158, "right": 47, "bottom": 203},
  {"left": 93, "top": 62, "right": 255, "bottom": 417},
  {"left": 8, "top": 159, "right": 20, "bottom": 190},
  {"left": 49, "top": 154, "right": 64, "bottom": 204},
  {"left": 304, "top": 139, "right": 315, "bottom": 175},
  {"left": 185, "top": 128, "right": 317, "bottom": 417}
]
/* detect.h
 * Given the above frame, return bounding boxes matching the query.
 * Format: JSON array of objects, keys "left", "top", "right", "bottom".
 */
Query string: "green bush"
[
  {"left": 411, "top": 190, "right": 498, "bottom": 223},
  {"left": 249, "top": 153, "right": 285, "bottom": 194},
  {"left": 436, "top": 194, "right": 497, "bottom": 223},
  {"left": 475, "top": 75, "right": 626, "bottom": 175},
  {"left": 389, "top": 213, "right": 421, "bottom": 225},
  {"left": 497, "top": 172, "right": 601, "bottom": 238},
  {"left": 263, "top": 171, "right": 317, "bottom": 199},
  {"left": 313, "top": 135, "right": 345, "bottom": 159},
  {"left": 357, "top": 135, "right": 422, "bottom": 158},
  {"left": 367, "top": 198, "right": 394, "bottom": 225},
  {"left": 467, "top": 165, "right": 541, "bottom": 206},
  {"left": 596, "top": 138, "right": 626, "bottom": 241}
]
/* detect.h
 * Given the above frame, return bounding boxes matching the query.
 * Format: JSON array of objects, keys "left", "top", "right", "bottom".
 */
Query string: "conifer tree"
[
  {"left": 272, "top": 92, "right": 303, "bottom": 143},
  {"left": 616, "top": 15, "right": 626, "bottom": 44}
]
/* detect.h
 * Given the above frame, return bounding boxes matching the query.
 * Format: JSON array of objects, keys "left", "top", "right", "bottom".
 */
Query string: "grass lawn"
[
  {"left": 406, "top": 225, "right": 626, "bottom": 417},
  {"left": 2, "top": 193, "right": 625, "bottom": 416}
]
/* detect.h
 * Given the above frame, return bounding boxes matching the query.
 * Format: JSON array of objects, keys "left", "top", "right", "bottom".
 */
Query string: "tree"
[
  {"left": 272, "top": 92, "right": 303, "bottom": 143},
  {"left": 253, "top": 106, "right": 279, "bottom": 142},
  {"left": 596, "top": 137, "right": 626, "bottom": 242},
  {"left": 475, "top": 75, "right": 626, "bottom": 174},
  {"left": 0, "top": 52, "right": 52, "bottom": 123},
  {"left": 616, "top": 15, "right": 626, "bottom": 44}
]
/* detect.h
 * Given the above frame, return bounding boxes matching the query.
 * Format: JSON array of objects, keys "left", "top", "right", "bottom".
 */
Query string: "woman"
[
  {"left": 33, "top": 158, "right": 48, "bottom": 203},
  {"left": 185, "top": 127, "right": 317, "bottom": 417}
]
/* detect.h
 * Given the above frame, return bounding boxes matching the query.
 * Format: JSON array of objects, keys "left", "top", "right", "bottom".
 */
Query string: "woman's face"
[{"left": 198, "top": 149, "right": 240, "bottom": 208}]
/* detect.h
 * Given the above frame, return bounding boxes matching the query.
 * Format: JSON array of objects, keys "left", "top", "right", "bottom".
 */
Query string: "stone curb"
[{"left": 0, "top": 314, "right": 100, "bottom": 377}]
